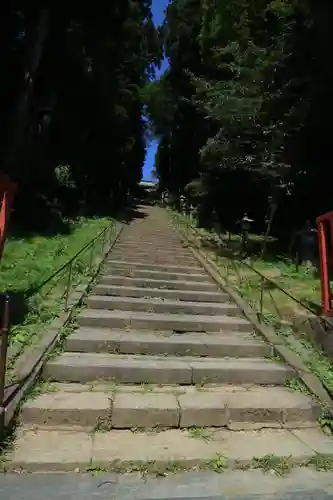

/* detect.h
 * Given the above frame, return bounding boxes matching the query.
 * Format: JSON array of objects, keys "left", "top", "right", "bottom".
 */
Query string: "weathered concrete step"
[
  {"left": 119, "top": 231, "right": 179, "bottom": 236},
  {"left": 92, "top": 284, "right": 227, "bottom": 302},
  {"left": 106, "top": 260, "right": 201, "bottom": 273},
  {"left": 110, "top": 245, "right": 192, "bottom": 255},
  {"left": 65, "top": 328, "right": 271, "bottom": 357},
  {"left": 112, "top": 245, "right": 191, "bottom": 256},
  {"left": 99, "top": 275, "right": 218, "bottom": 291},
  {"left": 116, "top": 232, "right": 181, "bottom": 238},
  {"left": 8, "top": 426, "right": 331, "bottom": 472},
  {"left": 101, "top": 268, "right": 210, "bottom": 282},
  {"left": 109, "top": 253, "right": 195, "bottom": 265},
  {"left": 44, "top": 353, "right": 292, "bottom": 385},
  {"left": 114, "top": 243, "right": 187, "bottom": 253},
  {"left": 87, "top": 295, "right": 239, "bottom": 316},
  {"left": 78, "top": 309, "right": 252, "bottom": 332},
  {"left": 119, "top": 229, "right": 178, "bottom": 236},
  {"left": 114, "top": 246, "right": 186, "bottom": 254},
  {"left": 117, "top": 238, "right": 181, "bottom": 245},
  {"left": 21, "top": 385, "right": 320, "bottom": 430}
]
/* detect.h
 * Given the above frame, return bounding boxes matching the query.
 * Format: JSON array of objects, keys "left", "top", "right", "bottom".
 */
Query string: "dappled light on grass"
[
  {"left": 0, "top": 217, "right": 111, "bottom": 358},
  {"left": 172, "top": 211, "right": 333, "bottom": 410}
]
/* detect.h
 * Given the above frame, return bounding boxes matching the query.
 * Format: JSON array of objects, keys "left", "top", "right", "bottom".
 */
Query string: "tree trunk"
[{"left": 5, "top": 7, "right": 49, "bottom": 182}]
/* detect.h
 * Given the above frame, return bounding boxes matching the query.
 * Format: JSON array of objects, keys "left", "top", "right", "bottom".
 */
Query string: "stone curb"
[
  {"left": 173, "top": 221, "right": 333, "bottom": 411},
  {"left": 0, "top": 222, "right": 124, "bottom": 432},
  {"left": 2, "top": 468, "right": 333, "bottom": 499}
]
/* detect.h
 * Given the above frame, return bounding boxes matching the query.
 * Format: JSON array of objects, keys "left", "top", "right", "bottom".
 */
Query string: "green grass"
[
  {"left": 252, "top": 454, "right": 293, "bottom": 476},
  {"left": 1, "top": 216, "right": 113, "bottom": 360},
  {"left": 173, "top": 212, "right": 320, "bottom": 315}
]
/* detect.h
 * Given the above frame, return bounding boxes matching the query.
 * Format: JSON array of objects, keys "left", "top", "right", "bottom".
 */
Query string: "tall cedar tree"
[
  {"left": 1, "top": 1, "right": 160, "bottom": 228},
  {"left": 145, "top": 0, "right": 333, "bottom": 235}
]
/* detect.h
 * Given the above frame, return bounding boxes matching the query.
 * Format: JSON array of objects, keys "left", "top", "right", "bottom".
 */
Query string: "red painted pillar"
[
  {"left": 316, "top": 211, "right": 333, "bottom": 316},
  {"left": 317, "top": 220, "right": 330, "bottom": 314},
  {"left": 0, "top": 173, "right": 17, "bottom": 261}
]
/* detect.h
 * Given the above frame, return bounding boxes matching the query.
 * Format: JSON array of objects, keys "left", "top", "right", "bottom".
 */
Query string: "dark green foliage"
[
  {"left": 145, "top": 0, "right": 333, "bottom": 239},
  {"left": 1, "top": 1, "right": 160, "bottom": 230}
]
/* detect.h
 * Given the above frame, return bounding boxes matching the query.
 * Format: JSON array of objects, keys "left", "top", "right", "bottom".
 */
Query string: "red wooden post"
[
  {"left": 316, "top": 211, "right": 333, "bottom": 316},
  {"left": 0, "top": 173, "right": 17, "bottom": 261}
]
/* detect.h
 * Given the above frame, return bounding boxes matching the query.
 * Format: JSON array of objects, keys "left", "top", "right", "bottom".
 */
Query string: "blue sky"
[{"left": 142, "top": 0, "right": 169, "bottom": 181}]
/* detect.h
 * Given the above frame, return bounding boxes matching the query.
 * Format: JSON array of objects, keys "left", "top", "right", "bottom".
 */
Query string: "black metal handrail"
[
  {"left": 0, "top": 219, "right": 119, "bottom": 411},
  {"left": 24, "top": 223, "right": 114, "bottom": 300},
  {"left": 173, "top": 212, "right": 333, "bottom": 401},
  {"left": 174, "top": 212, "right": 320, "bottom": 317},
  {"left": 230, "top": 256, "right": 319, "bottom": 317}
]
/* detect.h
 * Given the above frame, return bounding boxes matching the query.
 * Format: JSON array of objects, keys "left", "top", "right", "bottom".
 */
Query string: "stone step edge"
[
  {"left": 106, "top": 269, "right": 209, "bottom": 280},
  {"left": 112, "top": 243, "right": 188, "bottom": 254},
  {"left": 109, "top": 255, "right": 195, "bottom": 263},
  {"left": 78, "top": 309, "right": 251, "bottom": 326},
  {"left": 110, "top": 248, "right": 192, "bottom": 255},
  {"left": 46, "top": 352, "right": 287, "bottom": 366},
  {"left": 66, "top": 327, "right": 264, "bottom": 344},
  {"left": 92, "top": 284, "right": 227, "bottom": 300},
  {"left": 114, "top": 248, "right": 182, "bottom": 254},
  {"left": 6, "top": 427, "right": 331, "bottom": 473},
  {"left": 99, "top": 275, "right": 218, "bottom": 289},
  {"left": 110, "top": 250, "right": 193, "bottom": 257},
  {"left": 43, "top": 353, "right": 292, "bottom": 386},
  {"left": 65, "top": 328, "right": 271, "bottom": 357},
  {"left": 70, "top": 327, "right": 255, "bottom": 338},
  {"left": 106, "top": 260, "right": 201, "bottom": 271},
  {"left": 87, "top": 294, "right": 237, "bottom": 309},
  {"left": 21, "top": 386, "right": 321, "bottom": 430},
  {"left": 115, "top": 240, "right": 185, "bottom": 245}
]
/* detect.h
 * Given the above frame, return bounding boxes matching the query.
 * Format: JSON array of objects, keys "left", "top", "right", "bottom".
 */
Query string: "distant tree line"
[{"left": 145, "top": 0, "right": 333, "bottom": 244}]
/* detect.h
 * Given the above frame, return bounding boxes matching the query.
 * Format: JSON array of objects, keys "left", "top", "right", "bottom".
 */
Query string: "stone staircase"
[{"left": 8, "top": 205, "right": 332, "bottom": 472}]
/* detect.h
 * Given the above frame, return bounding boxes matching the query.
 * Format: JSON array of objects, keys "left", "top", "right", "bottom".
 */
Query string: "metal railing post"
[
  {"left": 89, "top": 241, "right": 95, "bottom": 271},
  {"left": 102, "top": 227, "right": 107, "bottom": 254},
  {"left": 259, "top": 276, "right": 264, "bottom": 321},
  {"left": 64, "top": 262, "right": 72, "bottom": 311},
  {"left": 109, "top": 224, "right": 113, "bottom": 245}
]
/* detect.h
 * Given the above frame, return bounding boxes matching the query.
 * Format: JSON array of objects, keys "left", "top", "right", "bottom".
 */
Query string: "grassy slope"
[
  {"left": 186, "top": 222, "right": 320, "bottom": 315},
  {"left": 0, "top": 217, "right": 111, "bottom": 355},
  {"left": 172, "top": 213, "right": 333, "bottom": 407}
]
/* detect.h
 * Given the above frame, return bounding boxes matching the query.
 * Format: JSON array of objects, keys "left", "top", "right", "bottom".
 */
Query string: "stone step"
[
  {"left": 13, "top": 206, "right": 328, "bottom": 475},
  {"left": 21, "top": 384, "right": 320, "bottom": 430},
  {"left": 44, "top": 353, "right": 292, "bottom": 385},
  {"left": 65, "top": 328, "right": 271, "bottom": 357},
  {"left": 99, "top": 275, "right": 218, "bottom": 291},
  {"left": 112, "top": 245, "right": 191, "bottom": 256},
  {"left": 117, "top": 238, "right": 181, "bottom": 245},
  {"left": 8, "top": 426, "right": 330, "bottom": 472},
  {"left": 92, "top": 284, "right": 227, "bottom": 302},
  {"left": 102, "top": 268, "right": 210, "bottom": 282},
  {"left": 114, "top": 243, "right": 187, "bottom": 252},
  {"left": 109, "top": 254, "right": 195, "bottom": 265},
  {"left": 77, "top": 309, "right": 252, "bottom": 332},
  {"left": 117, "top": 232, "right": 180, "bottom": 239},
  {"left": 119, "top": 230, "right": 178, "bottom": 236},
  {"left": 106, "top": 260, "right": 201, "bottom": 273},
  {"left": 86, "top": 295, "right": 239, "bottom": 317},
  {"left": 114, "top": 246, "right": 187, "bottom": 254},
  {"left": 119, "top": 231, "right": 179, "bottom": 236},
  {"left": 111, "top": 245, "right": 192, "bottom": 254}
]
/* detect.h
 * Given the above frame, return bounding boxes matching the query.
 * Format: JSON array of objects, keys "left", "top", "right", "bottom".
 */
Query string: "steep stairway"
[{"left": 8, "top": 205, "right": 332, "bottom": 472}]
